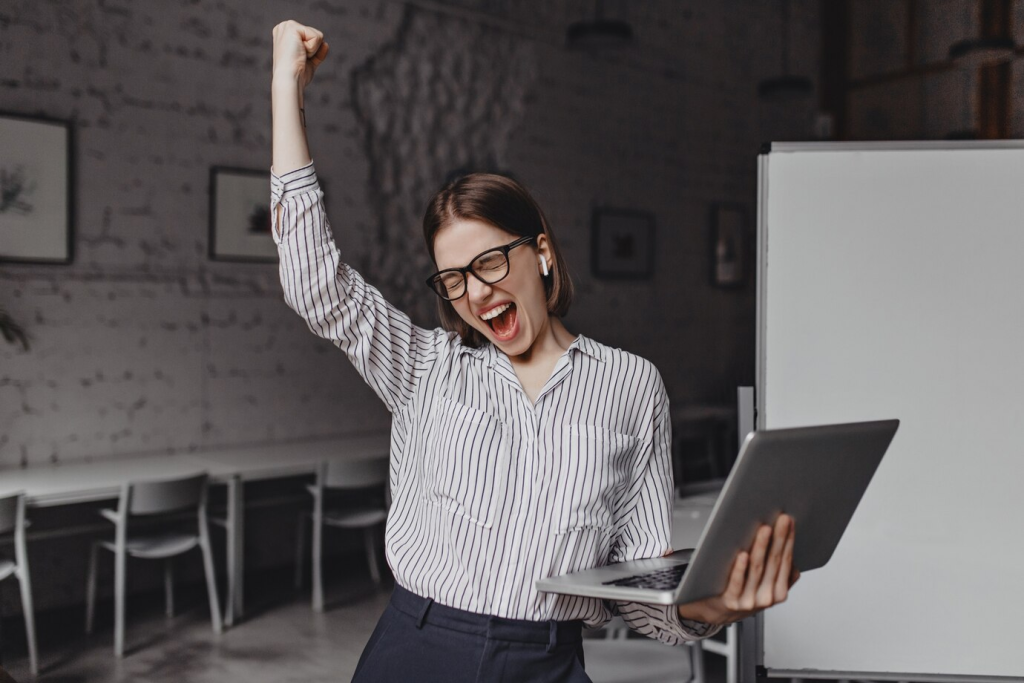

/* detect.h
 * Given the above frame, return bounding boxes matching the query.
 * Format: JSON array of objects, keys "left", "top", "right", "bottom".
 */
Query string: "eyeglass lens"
[{"left": 434, "top": 249, "right": 510, "bottom": 299}]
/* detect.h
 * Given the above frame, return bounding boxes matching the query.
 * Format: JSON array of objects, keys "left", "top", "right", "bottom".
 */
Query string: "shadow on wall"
[{"left": 350, "top": 5, "right": 538, "bottom": 327}]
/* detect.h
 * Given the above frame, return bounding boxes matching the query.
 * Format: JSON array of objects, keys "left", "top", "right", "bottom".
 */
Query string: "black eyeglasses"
[{"left": 426, "top": 236, "right": 536, "bottom": 301}]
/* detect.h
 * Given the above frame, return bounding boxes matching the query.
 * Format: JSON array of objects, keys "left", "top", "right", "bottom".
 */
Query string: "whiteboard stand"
[{"left": 749, "top": 141, "right": 1024, "bottom": 683}]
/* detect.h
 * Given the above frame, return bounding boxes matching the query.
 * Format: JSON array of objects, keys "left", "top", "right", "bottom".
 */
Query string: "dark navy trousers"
[{"left": 351, "top": 584, "right": 592, "bottom": 682}]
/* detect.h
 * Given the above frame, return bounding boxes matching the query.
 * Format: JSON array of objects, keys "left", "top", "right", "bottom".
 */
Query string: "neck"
[{"left": 508, "top": 315, "right": 575, "bottom": 366}]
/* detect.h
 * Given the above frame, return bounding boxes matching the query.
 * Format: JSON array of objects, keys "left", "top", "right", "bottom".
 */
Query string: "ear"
[{"left": 534, "top": 233, "right": 554, "bottom": 271}]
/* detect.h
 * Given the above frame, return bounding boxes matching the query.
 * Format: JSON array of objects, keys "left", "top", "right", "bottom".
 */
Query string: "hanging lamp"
[
  {"left": 566, "top": 0, "right": 634, "bottom": 50},
  {"left": 758, "top": 0, "right": 814, "bottom": 101}
]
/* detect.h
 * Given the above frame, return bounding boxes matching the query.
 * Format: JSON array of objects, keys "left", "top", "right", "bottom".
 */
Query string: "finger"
[
  {"left": 721, "top": 551, "right": 749, "bottom": 611},
  {"left": 302, "top": 28, "right": 324, "bottom": 56},
  {"left": 740, "top": 525, "right": 772, "bottom": 610},
  {"left": 756, "top": 515, "right": 790, "bottom": 606},
  {"left": 310, "top": 41, "right": 329, "bottom": 68},
  {"left": 790, "top": 567, "right": 801, "bottom": 586},
  {"left": 774, "top": 518, "right": 796, "bottom": 601}
]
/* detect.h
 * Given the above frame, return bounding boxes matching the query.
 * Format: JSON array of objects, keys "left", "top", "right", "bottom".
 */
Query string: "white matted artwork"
[
  {"left": 0, "top": 112, "right": 72, "bottom": 264},
  {"left": 209, "top": 166, "right": 275, "bottom": 262}
]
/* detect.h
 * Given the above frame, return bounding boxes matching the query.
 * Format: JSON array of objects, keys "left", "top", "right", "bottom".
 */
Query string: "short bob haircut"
[{"left": 422, "top": 173, "right": 574, "bottom": 348}]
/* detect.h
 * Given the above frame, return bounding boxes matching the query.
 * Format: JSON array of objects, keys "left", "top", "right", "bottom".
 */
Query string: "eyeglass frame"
[{"left": 425, "top": 235, "right": 537, "bottom": 301}]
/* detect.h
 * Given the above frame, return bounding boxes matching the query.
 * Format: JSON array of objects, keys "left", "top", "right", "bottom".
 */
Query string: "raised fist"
[{"left": 272, "top": 20, "right": 329, "bottom": 88}]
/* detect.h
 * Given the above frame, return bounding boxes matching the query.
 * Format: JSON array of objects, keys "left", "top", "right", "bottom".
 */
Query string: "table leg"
[{"left": 225, "top": 475, "right": 245, "bottom": 625}]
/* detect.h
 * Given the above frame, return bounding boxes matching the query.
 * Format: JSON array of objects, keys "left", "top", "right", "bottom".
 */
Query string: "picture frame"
[
  {"left": 208, "top": 166, "right": 276, "bottom": 263},
  {"left": 590, "top": 207, "right": 655, "bottom": 279},
  {"left": 710, "top": 202, "right": 747, "bottom": 288},
  {"left": 0, "top": 111, "right": 74, "bottom": 264}
]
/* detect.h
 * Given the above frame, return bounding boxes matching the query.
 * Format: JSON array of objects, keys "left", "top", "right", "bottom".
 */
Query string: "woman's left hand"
[{"left": 676, "top": 513, "right": 800, "bottom": 627}]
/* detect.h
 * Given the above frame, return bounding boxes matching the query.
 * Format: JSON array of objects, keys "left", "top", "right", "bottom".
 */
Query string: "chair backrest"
[
  {"left": 321, "top": 456, "right": 389, "bottom": 490},
  {"left": 0, "top": 493, "right": 21, "bottom": 535},
  {"left": 127, "top": 472, "right": 208, "bottom": 515}
]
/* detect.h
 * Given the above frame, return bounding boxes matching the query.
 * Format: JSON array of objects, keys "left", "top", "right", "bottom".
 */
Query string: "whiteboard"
[{"left": 756, "top": 142, "right": 1024, "bottom": 680}]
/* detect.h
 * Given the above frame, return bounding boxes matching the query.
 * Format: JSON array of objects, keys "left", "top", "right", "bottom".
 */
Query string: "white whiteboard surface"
[{"left": 757, "top": 143, "right": 1024, "bottom": 680}]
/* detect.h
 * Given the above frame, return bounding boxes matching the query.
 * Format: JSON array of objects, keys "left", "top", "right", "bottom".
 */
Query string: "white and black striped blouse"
[{"left": 271, "top": 162, "right": 719, "bottom": 645}]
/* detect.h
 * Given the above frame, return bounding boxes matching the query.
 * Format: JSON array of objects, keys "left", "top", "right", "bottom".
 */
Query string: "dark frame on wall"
[
  {"left": 0, "top": 111, "right": 74, "bottom": 265},
  {"left": 208, "top": 166, "right": 276, "bottom": 263},
  {"left": 710, "top": 202, "right": 748, "bottom": 288},
  {"left": 590, "top": 207, "right": 656, "bottom": 279}
]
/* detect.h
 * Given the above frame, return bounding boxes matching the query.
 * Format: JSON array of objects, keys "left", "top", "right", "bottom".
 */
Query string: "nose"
[{"left": 465, "top": 272, "right": 493, "bottom": 304}]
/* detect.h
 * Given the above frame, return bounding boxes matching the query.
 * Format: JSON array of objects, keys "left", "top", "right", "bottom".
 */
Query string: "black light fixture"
[
  {"left": 566, "top": 0, "right": 634, "bottom": 50},
  {"left": 949, "top": 0, "right": 1017, "bottom": 69},
  {"left": 758, "top": 0, "right": 814, "bottom": 102},
  {"left": 948, "top": 36, "right": 1016, "bottom": 68}
]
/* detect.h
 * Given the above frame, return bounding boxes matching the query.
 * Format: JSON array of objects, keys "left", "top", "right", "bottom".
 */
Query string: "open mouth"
[{"left": 481, "top": 302, "right": 518, "bottom": 341}]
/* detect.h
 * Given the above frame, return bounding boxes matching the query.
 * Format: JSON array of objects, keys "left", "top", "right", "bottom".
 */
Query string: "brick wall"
[{"left": 0, "top": 0, "right": 818, "bottom": 611}]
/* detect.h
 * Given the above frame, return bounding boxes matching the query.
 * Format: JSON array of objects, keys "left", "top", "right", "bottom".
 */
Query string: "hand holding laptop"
[
  {"left": 536, "top": 421, "right": 898, "bottom": 621},
  {"left": 676, "top": 512, "right": 800, "bottom": 626}
]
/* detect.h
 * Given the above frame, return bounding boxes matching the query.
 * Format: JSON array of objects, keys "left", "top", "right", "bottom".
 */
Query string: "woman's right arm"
[{"left": 270, "top": 21, "right": 446, "bottom": 414}]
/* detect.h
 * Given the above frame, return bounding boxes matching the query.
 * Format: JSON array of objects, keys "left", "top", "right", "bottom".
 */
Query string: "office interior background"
[{"left": 1, "top": 1, "right": 1022, "bottom": 681}]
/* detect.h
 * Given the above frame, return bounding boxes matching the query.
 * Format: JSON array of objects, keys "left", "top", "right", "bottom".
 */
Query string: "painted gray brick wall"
[{"left": 0, "top": 0, "right": 818, "bottom": 612}]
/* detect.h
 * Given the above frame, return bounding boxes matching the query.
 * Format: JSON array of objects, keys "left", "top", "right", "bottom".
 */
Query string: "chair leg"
[
  {"left": 312, "top": 512, "right": 324, "bottom": 612},
  {"left": 85, "top": 542, "right": 99, "bottom": 635},
  {"left": 16, "top": 562, "right": 39, "bottom": 676},
  {"left": 689, "top": 641, "right": 706, "bottom": 683},
  {"left": 199, "top": 520, "right": 223, "bottom": 634},
  {"left": 364, "top": 526, "right": 381, "bottom": 585},
  {"left": 294, "top": 513, "right": 306, "bottom": 590},
  {"left": 114, "top": 546, "right": 126, "bottom": 658},
  {"left": 725, "top": 623, "right": 738, "bottom": 683},
  {"left": 164, "top": 559, "right": 174, "bottom": 618}
]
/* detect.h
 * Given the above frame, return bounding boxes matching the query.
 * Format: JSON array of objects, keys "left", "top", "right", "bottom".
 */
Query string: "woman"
[{"left": 270, "top": 20, "right": 798, "bottom": 683}]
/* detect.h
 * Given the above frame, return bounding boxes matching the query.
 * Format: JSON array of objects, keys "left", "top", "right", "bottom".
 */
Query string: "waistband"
[{"left": 389, "top": 584, "right": 583, "bottom": 651}]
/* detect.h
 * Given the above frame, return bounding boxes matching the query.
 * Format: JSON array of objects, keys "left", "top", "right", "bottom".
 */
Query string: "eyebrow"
[{"left": 434, "top": 242, "right": 509, "bottom": 273}]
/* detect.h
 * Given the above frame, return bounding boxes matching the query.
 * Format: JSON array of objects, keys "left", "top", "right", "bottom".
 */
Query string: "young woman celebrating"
[{"left": 270, "top": 19, "right": 798, "bottom": 683}]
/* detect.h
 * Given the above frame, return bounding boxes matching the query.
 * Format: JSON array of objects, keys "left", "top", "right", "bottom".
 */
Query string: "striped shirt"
[{"left": 271, "top": 162, "right": 719, "bottom": 645}]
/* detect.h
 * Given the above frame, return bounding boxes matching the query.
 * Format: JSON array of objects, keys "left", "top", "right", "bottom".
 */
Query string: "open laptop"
[{"left": 536, "top": 419, "right": 899, "bottom": 606}]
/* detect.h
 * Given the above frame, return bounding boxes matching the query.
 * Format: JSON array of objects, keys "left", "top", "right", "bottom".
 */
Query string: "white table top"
[
  {"left": 193, "top": 434, "right": 391, "bottom": 481},
  {"left": 0, "top": 434, "right": 391, "bottom": 507},
  {"left": 0, "top": 454, "right": 212, "bottom": 507}
]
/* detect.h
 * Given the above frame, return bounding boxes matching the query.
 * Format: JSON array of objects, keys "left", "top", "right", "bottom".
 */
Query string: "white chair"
[
  {"left": 85, "top": 473, "right": 222, "bottom": 657},
  {"left": 294, "top": 457, "right": 389, "bottom": 612},
  {"left": 0, "top": 493, "right": 38, "bottom": 676}
]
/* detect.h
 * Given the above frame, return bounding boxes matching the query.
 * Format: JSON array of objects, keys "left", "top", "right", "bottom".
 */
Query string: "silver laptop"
[{"left": 536, "top": 419, "right": 899, "bottom": 606}]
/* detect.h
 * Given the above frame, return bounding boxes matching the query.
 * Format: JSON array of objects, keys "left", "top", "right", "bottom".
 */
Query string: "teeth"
[{"left": 480, "top": 302, "right": 512, "bottom": 321}]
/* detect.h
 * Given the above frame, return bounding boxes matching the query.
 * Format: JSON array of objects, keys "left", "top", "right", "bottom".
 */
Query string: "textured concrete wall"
[{"left": 0, "top": 0, "right": 818, "bottom": 612}]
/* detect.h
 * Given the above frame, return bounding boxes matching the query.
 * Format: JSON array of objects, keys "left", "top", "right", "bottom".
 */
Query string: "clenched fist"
[{"left": 272, "top": 20, "right": 329, "bottom": 88}]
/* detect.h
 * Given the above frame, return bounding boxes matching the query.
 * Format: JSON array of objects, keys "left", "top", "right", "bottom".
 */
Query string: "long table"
[{"left": 0, "top": 434, "right": 391, "bottom": 627}]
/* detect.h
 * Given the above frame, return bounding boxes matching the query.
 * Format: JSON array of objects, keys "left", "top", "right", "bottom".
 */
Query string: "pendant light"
[
  {"left": 758, "top": 0, "right": 814, "bottom": 101},
  {"left": 566, "top": 0, "right": 634, "bottom": 50}
]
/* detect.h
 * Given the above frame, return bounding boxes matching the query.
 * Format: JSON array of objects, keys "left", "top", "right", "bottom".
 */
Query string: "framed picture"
[
  {"left": 0, "top": 112, "right": 73, "bottom": 264},
  {"left": 209, "top": 166, "right": 275, "bottom": 262},
  {"left": 710, "top": 203, "right": 747, "bottom": 288},
  {"left": 591, "top": 207, "right": 655, "bottom": 279}
]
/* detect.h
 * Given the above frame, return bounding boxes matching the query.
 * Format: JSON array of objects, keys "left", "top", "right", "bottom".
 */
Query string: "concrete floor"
[{"left": 0, "top": 568, "right": 728, "bottom": 682}]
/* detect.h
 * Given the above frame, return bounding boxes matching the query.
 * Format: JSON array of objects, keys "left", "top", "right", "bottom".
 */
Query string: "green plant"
[{"left": 0, "top": 307, "right": 28, "bottom": 350}]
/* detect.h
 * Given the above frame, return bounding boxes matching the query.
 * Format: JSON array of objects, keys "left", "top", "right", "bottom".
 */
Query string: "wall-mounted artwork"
[
  {"left": 0, "top": 112, "right": 73, "bottom": 264},
  {"left": 590, "top": 208, "right": 655, "bottom": 279},
  {"left": 209, "top": 167, "right": 275, "bottom": 263},
  {"left": 710, "top": 203, "right": 747, "bottom": 288}
]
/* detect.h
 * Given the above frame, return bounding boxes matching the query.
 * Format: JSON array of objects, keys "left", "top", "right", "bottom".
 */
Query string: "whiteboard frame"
[{"left": 751, "top": 140, "right": 1024, "bottom": 683}]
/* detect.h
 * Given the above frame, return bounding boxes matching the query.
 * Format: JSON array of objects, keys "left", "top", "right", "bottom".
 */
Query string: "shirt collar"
[{"left": 455, "top": 333, "right": 607, "bottom": 366}]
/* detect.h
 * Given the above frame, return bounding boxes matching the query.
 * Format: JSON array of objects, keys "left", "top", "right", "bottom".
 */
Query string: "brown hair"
[{"left": 422, "top": 173, "right": 575, "bottom": 348}]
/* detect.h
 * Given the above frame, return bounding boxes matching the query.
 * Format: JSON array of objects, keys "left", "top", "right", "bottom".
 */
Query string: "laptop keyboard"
[{"left": 602, "top": 564, "right": 689, "bottom": 591}]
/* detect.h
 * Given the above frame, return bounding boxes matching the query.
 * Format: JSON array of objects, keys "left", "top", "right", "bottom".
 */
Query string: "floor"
[{"left": 0, "top": 568, "right": 729, "bottom": 683}]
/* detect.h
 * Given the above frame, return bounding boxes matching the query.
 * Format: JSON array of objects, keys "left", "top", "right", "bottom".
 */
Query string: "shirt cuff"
[{"left": 270, "top": 160, "right": 319, "bottom": 206}]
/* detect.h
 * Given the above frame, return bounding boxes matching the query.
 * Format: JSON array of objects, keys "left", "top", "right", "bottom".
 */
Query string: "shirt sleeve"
[
  {"left": 271, "top": 162, "right": 447, "bottom": 414},
  {"left": 608, "top": 369, "right": 723, "bottom": 645}
]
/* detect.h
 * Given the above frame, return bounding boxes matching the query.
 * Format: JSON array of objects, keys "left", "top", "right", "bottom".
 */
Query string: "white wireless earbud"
[{"left": 540, "top": 255, "right": 549, "bottom": 276}]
